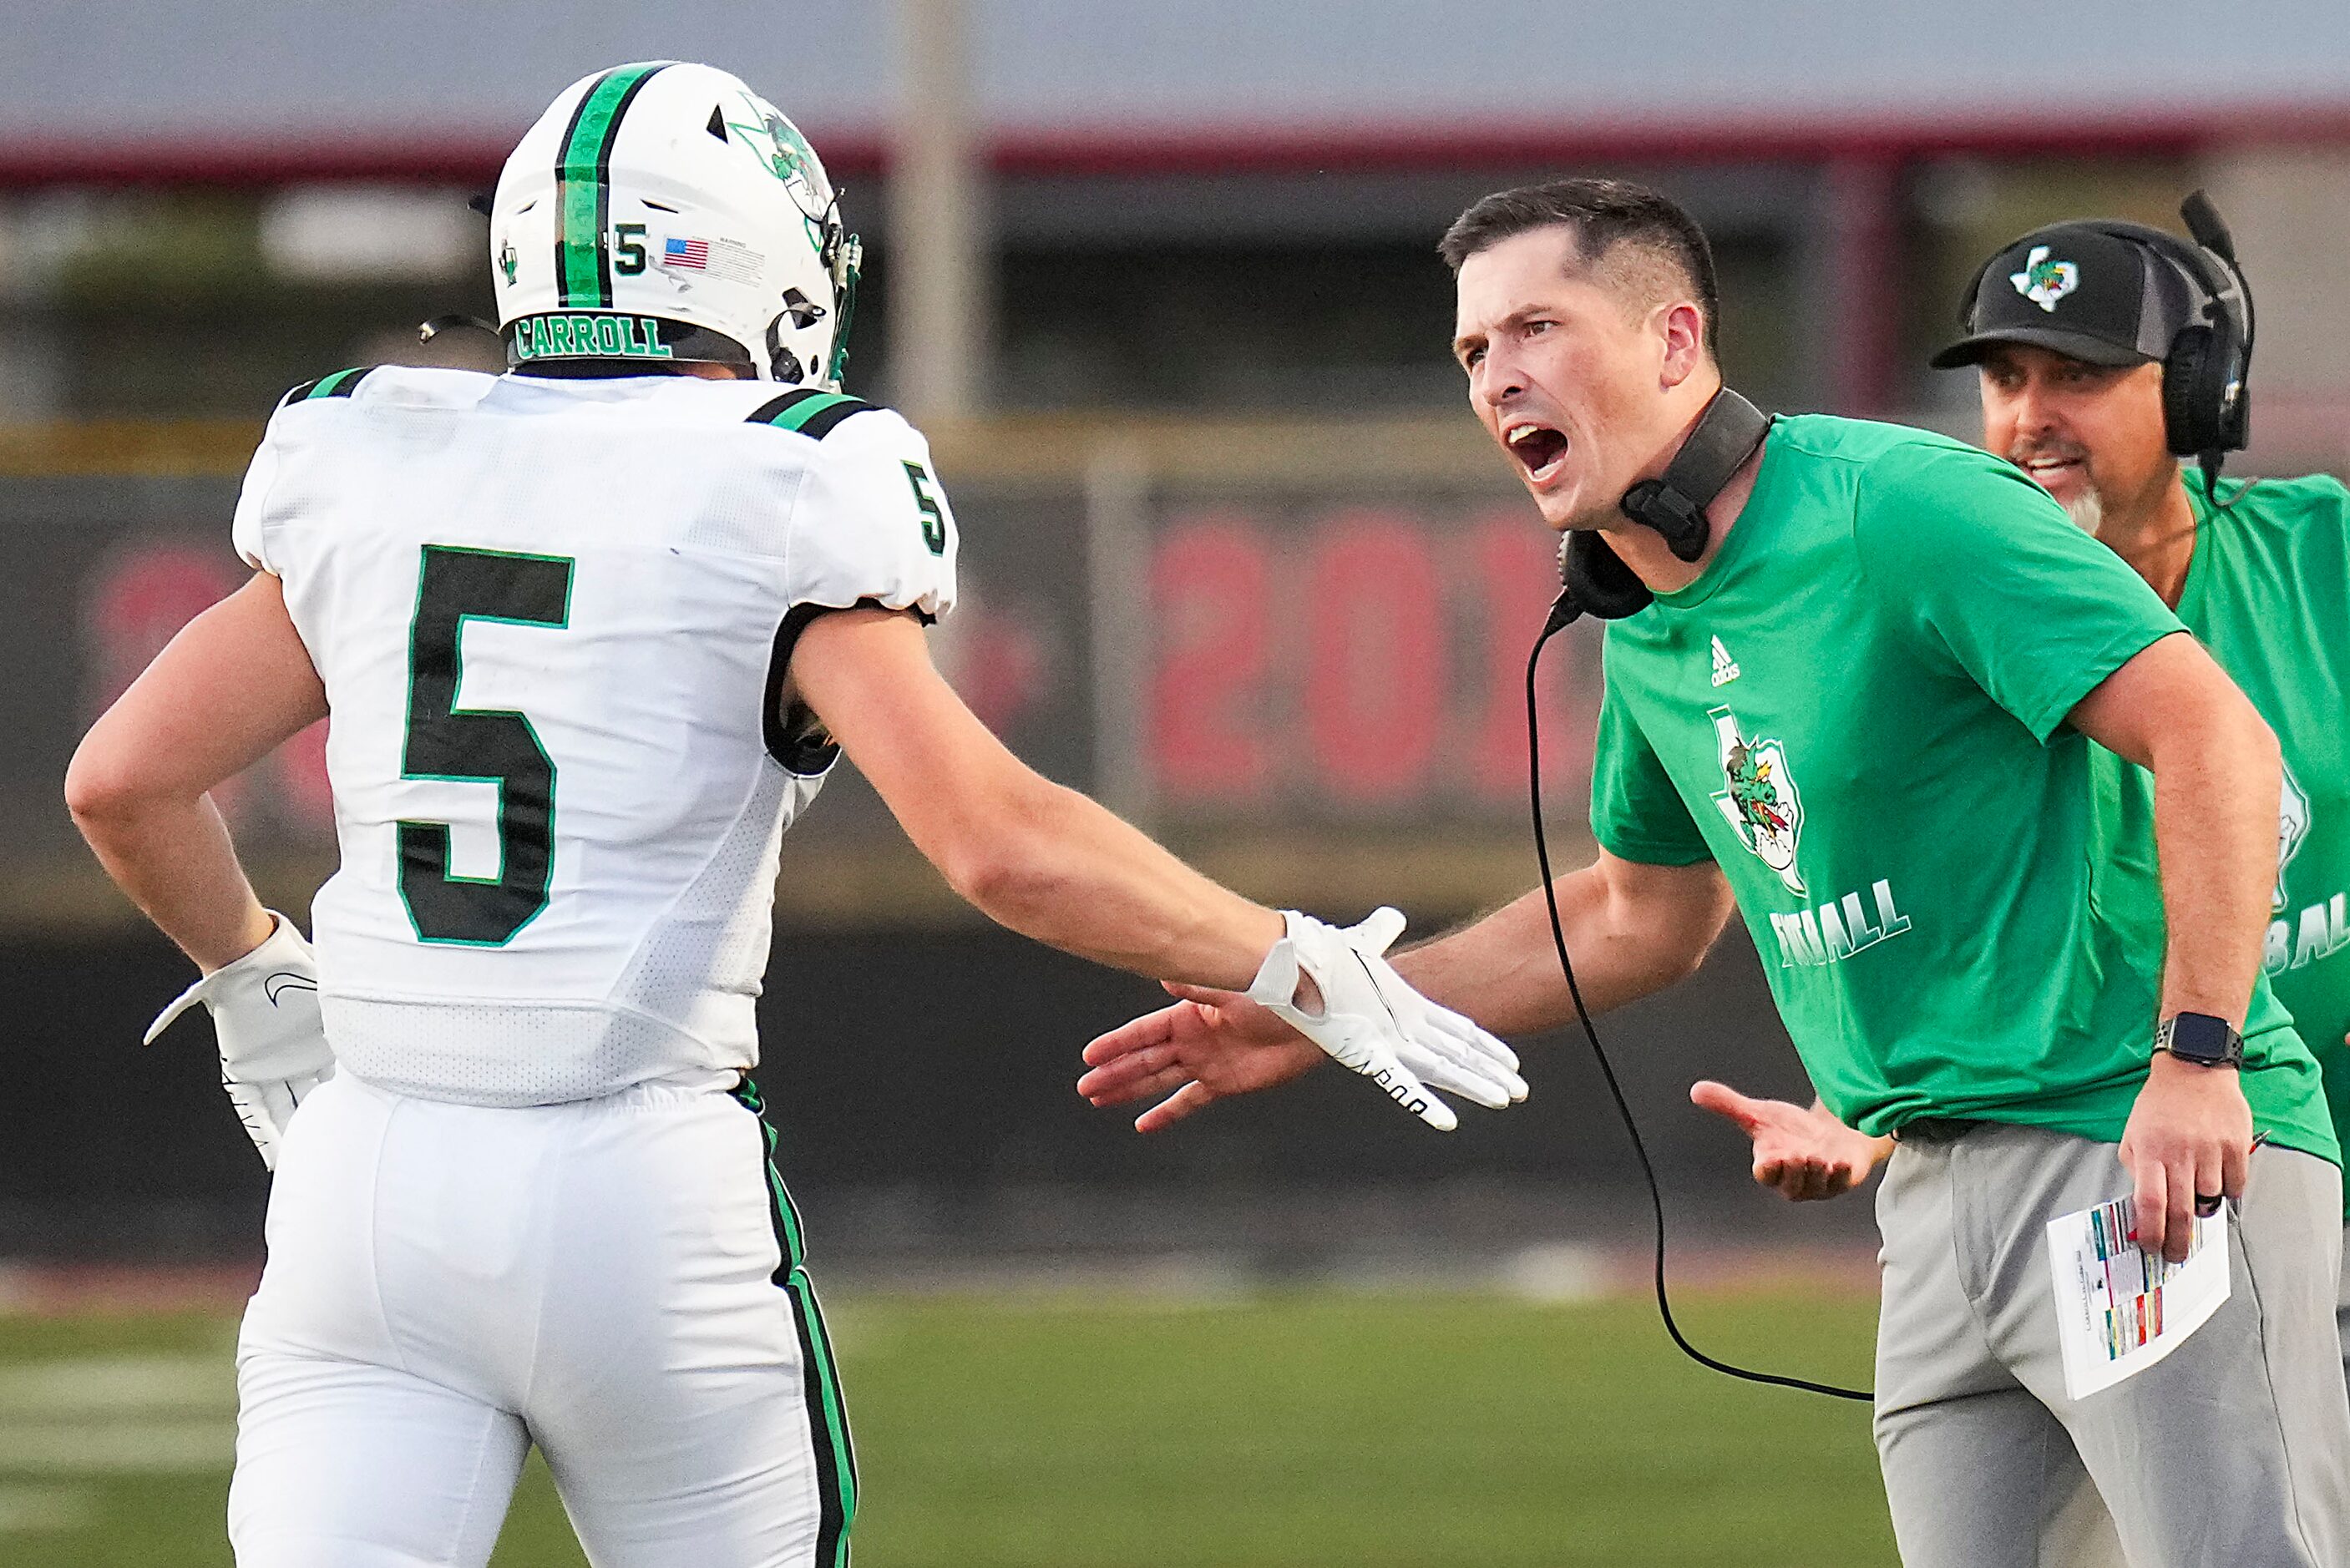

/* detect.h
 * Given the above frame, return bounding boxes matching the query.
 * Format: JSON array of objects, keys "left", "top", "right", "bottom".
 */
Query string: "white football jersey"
[{"left": 233, "top": 366, "right": 957, "bottom": 1106}]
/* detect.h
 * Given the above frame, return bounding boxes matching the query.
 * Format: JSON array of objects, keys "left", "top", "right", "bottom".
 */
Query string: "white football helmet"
[{"left": 490, "top": 62, "right": 861, "bottom": 387}]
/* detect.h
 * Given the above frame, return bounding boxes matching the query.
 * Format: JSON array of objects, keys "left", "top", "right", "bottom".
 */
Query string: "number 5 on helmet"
[
  {"left": 1247, "top": 907, "right": 1528, "bottom": 1130},
  {"left": 144, "top": 913, "right": 336, "bottom": 1171}
]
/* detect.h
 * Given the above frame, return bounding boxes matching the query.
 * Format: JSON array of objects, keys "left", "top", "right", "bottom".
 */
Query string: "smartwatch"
[{"left": 2155, "top": 1011, "right": 2245, "bottom": 1070}]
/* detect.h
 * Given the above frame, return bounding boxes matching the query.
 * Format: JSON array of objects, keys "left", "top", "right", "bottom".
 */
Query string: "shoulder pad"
[
  {"left": 279, "top": 367, "right": 377, "bottom": 409},
  {"left": 745, "top": 388, "right": 883, "bottom": 441}
]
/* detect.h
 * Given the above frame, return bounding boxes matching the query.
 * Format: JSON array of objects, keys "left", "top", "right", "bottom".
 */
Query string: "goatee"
[{"left": 2059, "top": 487, "right": 2104, "bottom": 535}]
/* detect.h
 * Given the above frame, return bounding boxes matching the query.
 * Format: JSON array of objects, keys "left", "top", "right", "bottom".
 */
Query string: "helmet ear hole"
[
  {"left": 707, "top": 105, "right": 728, "bottom": 142},
  {"left": 2163, "top": 323, "right": 2216, "bottom": 457},
  {"left": 765, "top": 314, "right": 807, "bottom": 384}
]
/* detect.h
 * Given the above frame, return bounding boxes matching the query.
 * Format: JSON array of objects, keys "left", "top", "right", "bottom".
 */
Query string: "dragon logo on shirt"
[
  {"left": 2010, "top": 245, "right": 2079, "bottom": 313},
  {"left": 1709, "top": 706, "right": 1805, "bottom": 895},
  {"left": 2277, "top": 761, "right": 2311, "bottom": 913}
]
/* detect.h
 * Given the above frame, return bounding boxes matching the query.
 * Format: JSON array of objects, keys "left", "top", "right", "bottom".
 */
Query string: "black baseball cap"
[{"left": 1931, "top": 222, "right": 2194, "bottom": 370}]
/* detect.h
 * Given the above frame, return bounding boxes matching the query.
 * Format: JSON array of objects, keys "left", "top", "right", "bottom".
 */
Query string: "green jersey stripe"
[
  {"left": 281, "top": 367, "right": 374, "bottom": 407},
  {"left": 794, "top": 399, "right": 879, "bottom": 440},
  {"left": 771, "top": 395, "right": 858, "bottom": 432},
  {"left": 749, "top": 390, "right": 879, "bottom": 438},
  {"left": 553, "top": 62, "right": 671, "bottom": 309},
  {"left": 747, "top": 388, "right": 828, "bottom": 427},
  {"left": 755, "top": 391, "right": 854, "bottom": 432}
]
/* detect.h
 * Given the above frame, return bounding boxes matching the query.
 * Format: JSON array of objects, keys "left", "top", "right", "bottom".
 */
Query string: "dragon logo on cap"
[{"left": 2010, "top": 245, "right": 2079, "bottom": 313}]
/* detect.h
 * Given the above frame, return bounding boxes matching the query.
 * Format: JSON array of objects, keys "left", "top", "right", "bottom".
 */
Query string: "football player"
[{"left": 64, "top": 62, "right": 1523, "bottom": 1568}]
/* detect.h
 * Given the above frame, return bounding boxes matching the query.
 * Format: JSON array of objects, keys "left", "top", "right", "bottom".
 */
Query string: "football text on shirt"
[{"left": 1769, "top": 880, "right": 1915, "bottom": 969}]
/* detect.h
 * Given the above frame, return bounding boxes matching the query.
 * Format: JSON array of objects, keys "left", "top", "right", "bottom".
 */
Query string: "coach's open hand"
[
  {"left": 1081, "top": 985, "right": 1325, "bottom": 1130},
  {"left": 1688, "top": 1081, "right": 1892, "bottom": 1201},
  {"left": 2120, "top": 1052, "right": 2255, "bottom": 1262}
]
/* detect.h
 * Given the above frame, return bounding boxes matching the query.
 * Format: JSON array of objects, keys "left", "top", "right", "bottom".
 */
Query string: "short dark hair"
[{"left": 1440, "top": 179, "right": 1720, "bottom": 353}]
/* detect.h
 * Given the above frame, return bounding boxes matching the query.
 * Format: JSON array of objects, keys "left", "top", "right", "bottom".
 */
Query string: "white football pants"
[{"left": 229, "top": 1070, "right": 855, "bottom": 1568}]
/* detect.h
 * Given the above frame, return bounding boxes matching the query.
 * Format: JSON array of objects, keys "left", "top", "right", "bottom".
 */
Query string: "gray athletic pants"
[
  {"left": 2340, "top": 1227, "right": 2350, "bottom": 1383},
  {"left": 1872, "top": 1121, "right": 2350, "bottom": 1567}
]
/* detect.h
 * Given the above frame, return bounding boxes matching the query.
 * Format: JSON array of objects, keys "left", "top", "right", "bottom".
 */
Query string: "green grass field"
[{"left": 0, "top": 1289, "right": 1892, "bottom": 1566}]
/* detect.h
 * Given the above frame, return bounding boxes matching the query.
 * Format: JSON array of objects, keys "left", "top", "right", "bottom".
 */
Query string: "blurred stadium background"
[{"left": 3, "top": 2, "right": 2347, "bottom": 1561}]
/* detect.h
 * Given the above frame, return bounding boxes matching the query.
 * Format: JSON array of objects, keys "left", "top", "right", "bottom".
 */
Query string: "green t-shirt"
[
  {"left": 2180, "top": 469, "right": 2350, "bottom": 1178},
  {"left": 1589, "top": 414, "right": 2335, "bottom": 1160}
]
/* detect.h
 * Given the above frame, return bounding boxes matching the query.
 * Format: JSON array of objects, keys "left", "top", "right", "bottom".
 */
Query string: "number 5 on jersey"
[
  {"left": 399, "top": 545, "right": 575, "bottom": 946},
  {"left": 902, "top": 461, "right": 947, "bottom": 555}
]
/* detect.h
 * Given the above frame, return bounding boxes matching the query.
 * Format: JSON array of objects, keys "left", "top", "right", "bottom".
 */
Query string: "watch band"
[{"left": 2155, "top": 1011, "right": 2246, "bottom": 1069}]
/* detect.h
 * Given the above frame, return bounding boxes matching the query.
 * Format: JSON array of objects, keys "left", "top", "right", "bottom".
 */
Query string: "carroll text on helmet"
[{"left": 513, "top": 315, "right": 676, "bottom": 361}]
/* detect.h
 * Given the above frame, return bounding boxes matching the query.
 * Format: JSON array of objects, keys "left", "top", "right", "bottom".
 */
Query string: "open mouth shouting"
[{"left": 1504, "top": 421, "right": 1570, "bottom": 485}]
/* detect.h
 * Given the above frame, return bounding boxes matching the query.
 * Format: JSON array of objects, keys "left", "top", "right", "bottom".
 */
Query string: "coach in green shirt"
[
  {"left": 1944, "top": 217, "right": 2350, "bottom": 1237},
  {"left": 1694, "top": 216, "right": 2350, "bottom": 1360},
  {"left": 1684, "top": 212, "right": 2350, "bottom": 1565},
  {"left": 1080, "top": 180, "right": 2350, "bottom": 1565}
]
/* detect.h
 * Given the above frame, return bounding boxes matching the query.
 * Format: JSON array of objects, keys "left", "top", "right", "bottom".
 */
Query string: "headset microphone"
[{"left": 1527, "top": 385, "right": 1871, "bottom": 1404}]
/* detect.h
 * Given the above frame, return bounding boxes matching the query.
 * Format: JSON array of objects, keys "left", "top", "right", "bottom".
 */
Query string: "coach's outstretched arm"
[
  {"left": 2068, "top": 630, "right": 2278, "bottom": 1260},
  {"left": 1078, "top": 847, "right": 1735, "bottom": 1130},
  {"left": 787, "top": 604, "right": 1527, "bottom": 1128}
]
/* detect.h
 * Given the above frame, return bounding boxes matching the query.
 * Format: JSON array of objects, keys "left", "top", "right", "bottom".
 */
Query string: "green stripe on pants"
[{"left": 732, "top": 1077, "right": 857, "bottom": 1564}]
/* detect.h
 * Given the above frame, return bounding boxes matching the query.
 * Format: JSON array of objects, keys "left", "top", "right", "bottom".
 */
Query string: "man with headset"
[
  {"left": 1689, "top": 201, "right": 2350, "bottom": 1399},
  {"left": 1078, "top": 178, "right": 2350, "bottom": 1565}
]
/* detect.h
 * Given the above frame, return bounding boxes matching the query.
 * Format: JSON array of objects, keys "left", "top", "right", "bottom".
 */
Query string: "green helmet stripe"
[{"left": 553, "top": 62, "right": 671, "bottom": 309}]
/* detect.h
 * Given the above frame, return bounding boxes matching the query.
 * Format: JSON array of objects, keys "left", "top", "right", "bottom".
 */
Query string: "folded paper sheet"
[{"left": 2047, "top": 1196, "right": 2230, "bottom": 1401}]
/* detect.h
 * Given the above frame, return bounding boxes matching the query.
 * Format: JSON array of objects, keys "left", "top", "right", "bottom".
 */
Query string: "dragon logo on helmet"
[
  {"left": 719, "top": 92, "right": 839, "bottom": 263},
  {"left": 723, "top": 97, "right": 822, "bottom": 195}
]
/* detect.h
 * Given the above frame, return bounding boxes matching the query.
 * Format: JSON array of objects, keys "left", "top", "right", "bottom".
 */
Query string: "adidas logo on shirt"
[{"left": 1710, "top": 635, "right": 1741, "bottom": 687}]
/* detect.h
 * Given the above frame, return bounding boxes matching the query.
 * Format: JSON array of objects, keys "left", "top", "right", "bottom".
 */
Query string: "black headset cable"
[{"left": 1527, "top": 603, "right": 1872, "bottom": 1404}]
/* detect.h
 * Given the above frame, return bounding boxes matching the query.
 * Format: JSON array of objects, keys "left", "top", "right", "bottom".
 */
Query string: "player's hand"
[
  {"left": 1243, "top": 907, "right": 1524, "bottom": 1130},
  {"left": 2120, "top": 1051, "right": 2252, "bottom": 1262},
  {"left": 1689, "top": 1081, "right": 1891, "bottom": 1201},
  {"left": 144, "top": 912, "right": 334, "bottom": 1171},
  {"left": 1081, "top": 984, "right": 1328, "bottom": 1132},
  {"left": 1081, "top": 908, "right": 1527, "bottom": 1132}
]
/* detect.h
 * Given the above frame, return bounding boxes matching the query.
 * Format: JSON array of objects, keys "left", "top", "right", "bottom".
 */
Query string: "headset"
[
  {"left": 1957, "top": 190, "right": 2256, "bottom": 494},
  {"left": 1552, "top": 387, "right": 1771, "bottom": 627},
  {"left": 1527, "top": 384, "right": 1873, "bottom": 1403}
]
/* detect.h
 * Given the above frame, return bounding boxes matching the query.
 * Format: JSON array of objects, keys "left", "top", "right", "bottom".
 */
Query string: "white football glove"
[
  {"left": 144, "top": 913, "right": 334, "bottom": 1171},
  {"left": 1246, "top": 907, "right": 1527, "bottom": 1130}
]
